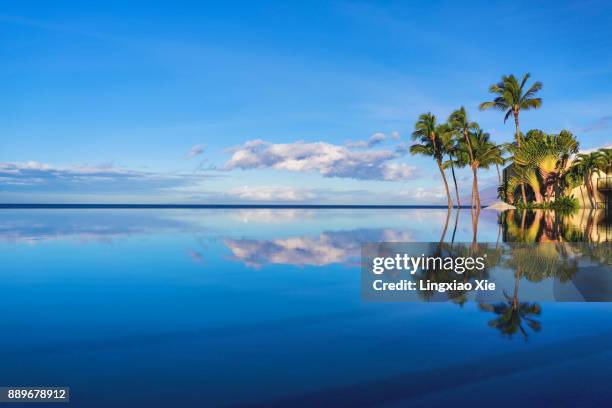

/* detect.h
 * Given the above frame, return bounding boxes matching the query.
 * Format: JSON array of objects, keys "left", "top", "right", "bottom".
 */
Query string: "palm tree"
[
  {"left": 448, "top": 107, "right": 479, "bottom": 207},
  {"left": 571, "top": 152, "right": 605, "bottom": 207},
  {"left": 564, "top": 166, "right": 586, "bottom": 207},
  {"left": 439, "top": 124, "right": 463, "bottom": 208},
  {"left": 554, "top": 130, "right": 580, "bottom": 197},
  {"left": 480, "top": 73, "right": 543, "bottom": 204},
  {"left": 458, "top": 130, "right": 504, "bottom": 209},
  {"left": 410, "top": 113, "right": 453, "bottom": 209},
  {"left": 479, "top": 73, "right": 543, "bottom": 145}
]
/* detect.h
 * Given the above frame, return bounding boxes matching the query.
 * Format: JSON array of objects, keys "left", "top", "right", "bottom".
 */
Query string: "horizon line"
[{"left": 0, "top": 204, "right": 479, "bottom": 209}]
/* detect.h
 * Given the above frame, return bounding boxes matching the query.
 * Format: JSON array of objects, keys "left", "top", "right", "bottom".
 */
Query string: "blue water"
[{"left": 0, "top": 209, "right": 610, "bottom": 407}]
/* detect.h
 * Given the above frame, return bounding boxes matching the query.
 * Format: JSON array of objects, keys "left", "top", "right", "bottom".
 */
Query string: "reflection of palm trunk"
[
  {"left": 496, "top": 221, "right": 501, "bottom": 249},
  {"left": 451, "top": 208, "right": 459, "bottom": 246},
  {"left": 471, "top": 206, "right": 480, "bottom": 247},
  {"left": 512, "top": 267, "right": 522, "bottom": 310},
  {"left": 520, "top": 209, "right": 527, "bottom": 233},
  {"left": 438, "top": 207, "right": 451, "bottom": 250},
  {"left": 542, "top": 211, "right": 553, "bottom": 238}
]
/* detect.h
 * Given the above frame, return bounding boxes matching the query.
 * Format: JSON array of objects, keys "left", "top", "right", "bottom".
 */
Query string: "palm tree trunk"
[
  {"left": 534, "top": 189, "right": 543, "bottom": 204},
  {"left": 463, "top": 129, "right": 475, "bottom": 208},
  {"left": 553, "top": 174, "right": 561, "bottom": 202},
  {"left": 496, "top": 163, "right": 502, "bottom": 185},
  {"left": 437, "top": 160, "right": 453, "bottom": 210},
  {"left": 587, "top": 173, "right": 597, "bottom": 208},
  {"left": 472, "top": 165, "right": 481, "bottom": 209},
  {"left": 514, "top": 112, "right": 528, "bottom": 205},
  {"left": 451, "top": 207, "right": 459, "bottom": 246},
  {"left": 449, "top": 159, "right": 461, "bottom": 208},
  {"left": 586, "top": 210, "right": 595, "bottom": 241},
  {"left": 539, "top": 169, "right": 551, "bottom": 203},
  {"left": 585, "top": 172, "right": 595, "bottom": 208}
]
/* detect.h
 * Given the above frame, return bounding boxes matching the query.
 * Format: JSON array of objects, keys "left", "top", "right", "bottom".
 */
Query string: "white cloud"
[
  {"left": 412, "top": 186, "right": 446, "bottom": 200},
  {"left": 579, "top": 143, "right": 612, "bottom": 154},
  {"left": 394, "top": 142, "right": 409, "bottom": 155},
  {"left": 225, "top": 139, "right": 417, "bottom": 181},
  {"left": 345, "top": 132, "right": 387, "bottom": 149},
  {"left": 390, "top": 131, "right": 401, "bottom": 140},
  {"left": 226, "top": 185, "right": 315, "bottom": 201},
  {"left": 0, "top": 161, "right": 218, "bottom": 195},
  {"left": 187, "top": 144, "right": 205, "bottom": 158},
  {"left": 232, "top": 209, "right": 315, "bottom": 223},
  {"left": 345, "top": 140, "right": 368, "bottom": 148},
  {"left": 367, "top": 132, "right": 387, "bottom": 147},
  {"left": 382, "top": 163, "right": 418, "bottom": 180},
  {"left": 0, "top": 161, "right": 142, "bottom": 183}
]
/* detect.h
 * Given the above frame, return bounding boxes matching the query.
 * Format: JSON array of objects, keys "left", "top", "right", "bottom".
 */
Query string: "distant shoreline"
[{"left": 0, "top": 204, "right": 476, "bottom": 209}]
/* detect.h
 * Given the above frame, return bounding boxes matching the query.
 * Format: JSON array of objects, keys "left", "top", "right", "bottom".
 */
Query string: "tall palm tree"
[
  {"left": 571, "top": 152, "right": 605, "bottom": 208},
  {"left": 410, "top": 113, "right": 453, "bottom": 209},
  {"left": 480, "top": 73, "right": 543, "bottom": 204},
  {"left": 458, "top": 130, "right": 504, "bottom": 209},
  {"left": 448, "top": 107, "right": 479, "bottom": 207}
]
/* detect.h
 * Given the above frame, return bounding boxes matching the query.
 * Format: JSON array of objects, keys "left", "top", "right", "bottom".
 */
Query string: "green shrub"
[{"left": 515, "top": 195, "right": 579, "bottom": 211}]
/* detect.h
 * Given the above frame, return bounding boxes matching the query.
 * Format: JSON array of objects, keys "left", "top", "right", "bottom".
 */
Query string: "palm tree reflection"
[
  {"left": 479, "top": 291, "right": 542, "bottom": 340},
  {"left": 501, "top": 208, "right": 610, "bottom": 243}
]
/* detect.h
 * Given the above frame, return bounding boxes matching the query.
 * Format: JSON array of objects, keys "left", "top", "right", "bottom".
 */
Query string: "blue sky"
[{"left": 1, "top": 0, "right": 611, "bottom": 203}]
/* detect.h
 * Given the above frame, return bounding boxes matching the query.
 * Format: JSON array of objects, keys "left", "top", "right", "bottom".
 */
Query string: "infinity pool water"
[{"left": 0, "top": 209, "right": 610, "bottom": 407}]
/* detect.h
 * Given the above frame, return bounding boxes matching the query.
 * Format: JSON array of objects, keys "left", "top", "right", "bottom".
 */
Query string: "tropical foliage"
[
  {"left": 410, "top": 113, "right": 453, "bottom": 209},
  {"left": 479, "top": 73, "right": 543, "bottom": 205},
  {"left": 409, "top": 72, "right": 610, "bottom": 210},
  {"left": 569, "top": 151, "right": 608, "bottom": 208}
]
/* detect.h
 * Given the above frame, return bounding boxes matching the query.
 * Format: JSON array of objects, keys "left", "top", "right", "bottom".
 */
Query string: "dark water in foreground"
[{"left": 0, "top": 209, "right": 610, "bottom": 407}]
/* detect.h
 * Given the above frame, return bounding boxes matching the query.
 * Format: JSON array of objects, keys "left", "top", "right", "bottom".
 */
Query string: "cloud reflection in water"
[{"left": 225, "top": 229, "right": 416, "bottom": 268}]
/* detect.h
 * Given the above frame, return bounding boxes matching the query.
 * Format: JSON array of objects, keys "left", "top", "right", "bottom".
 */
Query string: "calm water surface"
[{"left": 0, "top": 209, "right": 610, "bottom": 407}]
